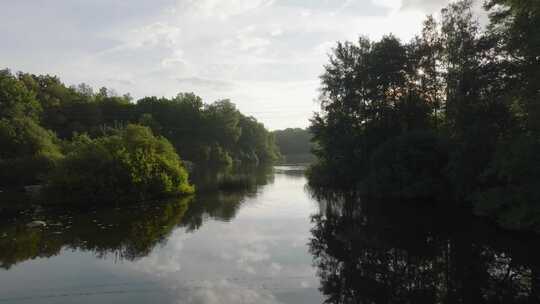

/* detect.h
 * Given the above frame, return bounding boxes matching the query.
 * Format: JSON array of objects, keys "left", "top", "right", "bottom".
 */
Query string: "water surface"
[
  {"left": 2, "top": 166, "right": 540, "bottom": 303},
  {"left": 0, "top": 166, "right": 322, "bottom": 303}
]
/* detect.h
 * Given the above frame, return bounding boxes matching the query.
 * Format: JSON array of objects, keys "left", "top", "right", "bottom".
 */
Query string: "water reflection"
[
  {"left": 0, "top": 197, "right": 192, "bottom": 269},
  {"left": 0, "top": 165, "right": 322, "bottom": 304},
  {"left": 3, "top": 168, "right": 540, "bottom": 304},
  {"left": 0, "top": 166, "right": 274, "bottom": 269},
  {"left": 308, "top": 188, "right": 540, "bottom": 304}
]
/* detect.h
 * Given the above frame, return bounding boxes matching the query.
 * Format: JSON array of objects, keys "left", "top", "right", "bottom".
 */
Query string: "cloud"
[
  {"left": 176, "top": 77, "right": 234, "bottom": 91},
  {"left": 133, "top": 22, "right": 182, "bottom": 48},
  {"left": 106, "top": 78, "right": 136, "bottom": 86},
  {"left": 401, "top": 0, "right": 449, "bottom": 12},
  {"left": 0, "top": 0, "right": 449, "bottom": 130},
  {"left": 280, "top": 0, "right": 390, "bottom": 16},
  {"left": 181, "top": 280, "right": 280, "bottom": 304},
  {"left": 175, "top": 0, "right": 276, "bottom": 19}
]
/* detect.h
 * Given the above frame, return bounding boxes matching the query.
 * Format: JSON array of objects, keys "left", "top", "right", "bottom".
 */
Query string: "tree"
[
  {"left": 486, "top": 0, "right": 540, "bottom": 132},
  {"left": 310, "top": 34, "right": 432, "bottom": 186},
  {"left": 0, "top": 70, "right": 41, "bottom": 121},
  {"left": 273, "top": 128, "right": 314, "bottom": 163},
  {"left": 46, "top": 124, "right": 194, "bottom": 204},
  {"left": 0, "top": 117, "right": 62, "bottom": 187}
]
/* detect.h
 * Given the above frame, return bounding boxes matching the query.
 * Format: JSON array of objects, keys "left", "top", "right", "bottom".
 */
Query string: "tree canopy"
[
  {"left": 272, "top": 128, "right": 315, "bottom": 163},
  {"left": 45, "top": 125, "right": 194, "bottom": 204},
  {"left": 0, "top": 68, "right": 278, "bottom": 203},
  {"left": 309, "top": 0, "right": 540, "bottom": 232}
]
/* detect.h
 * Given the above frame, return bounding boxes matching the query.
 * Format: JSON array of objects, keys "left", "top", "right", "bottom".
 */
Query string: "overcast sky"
[{"left": 1, "top": 0, "right": 455, "bottom": 130}]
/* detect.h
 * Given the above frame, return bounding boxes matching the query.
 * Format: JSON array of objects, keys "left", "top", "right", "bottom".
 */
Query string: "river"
[
  {"left": 1, "top": 165, "right": 540, "bottom": 303},
  {"left": 0, "top": 166, "right": 323, "bottom": 303}
]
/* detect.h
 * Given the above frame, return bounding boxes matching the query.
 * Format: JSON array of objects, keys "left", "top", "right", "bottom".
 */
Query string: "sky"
[{"left": 0, "top": 0, "right": 457, "bottom": 130}]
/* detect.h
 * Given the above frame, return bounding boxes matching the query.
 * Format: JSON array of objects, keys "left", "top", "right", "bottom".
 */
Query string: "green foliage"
[
  {"left": 309, "top": 33, "right": 436, "bottom": 187},
  {"left": 204, "top": 100, "right": 241, "bottom": 150},
  {"left": 473, "top": 135, "right": 540, "bottom": 232},
  {"left": 308, "top": 0, "right": 540, "bottom": 232},
  {"left": 0, "top": 66, "right": 277, "bottom": 203},
  {"left": 0, "top": 70, "right": 42, "bottom": 120},
  {"left": 0, "top": 117, "right": 62, "bottom": 187},
  {"left": 238, "top": 115, "right": 280, "bottom": 164},
  {"left": 273, "top": 128, "right": 314, "bottom": 163},
  {"left": 367, "top": 131, "right": 449, "bottom": 199},
  {"left": 46, "top": 125, "right": 194, "bottom": 204},
  {"left": 3, "top": 71, "right": 278, "bottom": 169},
  {"left": 207, "top": 143, "right": 233, "bottom": 168}
]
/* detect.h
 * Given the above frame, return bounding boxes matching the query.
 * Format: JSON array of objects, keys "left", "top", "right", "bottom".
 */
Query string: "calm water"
[
  {"left": 0, "top": 166, "right": 323, "bottom": 303},
  {"left": 1, "top": 166, "right": 540, "bottom": 303}
]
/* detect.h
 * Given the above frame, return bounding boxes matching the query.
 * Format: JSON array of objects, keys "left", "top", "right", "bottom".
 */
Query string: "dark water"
[{"left": 1, "top": 166, "right": 540, "bottom": 303}]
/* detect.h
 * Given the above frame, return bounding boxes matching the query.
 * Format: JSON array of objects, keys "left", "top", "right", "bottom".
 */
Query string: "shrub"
[
  {"left": 46, "top": 124, "right": 194, "bottom": 204},
  {"left": 0, "top": 117, "right": 62, "bottom": 187}
]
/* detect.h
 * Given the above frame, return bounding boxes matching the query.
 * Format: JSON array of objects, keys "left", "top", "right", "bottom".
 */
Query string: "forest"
[
  {"left": 272, "top": 128, "right": 315, "bottom": 164},
  {"left": 0, "top": 70, "right": 280, "bottom": 203},
  {"left": 308, "top": 0, "right": 540, "bottom": 232}
]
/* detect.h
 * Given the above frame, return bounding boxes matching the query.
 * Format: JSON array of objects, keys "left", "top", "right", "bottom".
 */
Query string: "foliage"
[
  {"left": 0, "top": 117, "right": 63, "bottom": 187},
  {"left": 308, "top": 0, "right": 540, "bottom": 231},
  {"left": 0, "top": 67, "right": 278, "bottom": 203},
  {"left": 474, "top": 135, "right": 540, "bottom": 231},
  {"left": 3, "top": 72, "right": 278, "bottom": 169},
  {"left": 309, "top": 34, "right": 435, "bottom": 188},
  {"left": 45, "top": 125, "right": 194, "bottom": 204},
  {"left": 367, "top": 131, "right": 449, "bottom": 199},
  {"left": 273, "top": 128, "right": 314, "bottom": 163},
  {"left": 0, "top": 70, "right": 42, "bottom": 121}
]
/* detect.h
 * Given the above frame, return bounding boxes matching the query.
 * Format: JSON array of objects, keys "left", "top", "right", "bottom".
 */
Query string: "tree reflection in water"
[
  {"left": 308, "top": 188, "right": 540, "bottom": 304},
  {"left": 0, "top": 165, "right": 274, "bottom": 270},
  {"left": 0, "top": 197, "right": 192, "bottom": 269}
]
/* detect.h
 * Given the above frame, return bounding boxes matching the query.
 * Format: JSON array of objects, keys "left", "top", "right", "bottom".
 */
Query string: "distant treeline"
[
  {"left": 0, "top": 70, "right": 279, "bottom": 203},
  {"left": 272, "top": 128, "right": 315, "bottom": 164},
  {"left": 309, "top": 0, "right": 540, "bottom": 232}
]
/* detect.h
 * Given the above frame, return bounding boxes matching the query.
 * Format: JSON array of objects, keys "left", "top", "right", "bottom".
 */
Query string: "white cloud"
[
  {"left": 134, "top": 22, "right": 182, "bottom": 48},
  {"left": 181, "top": 280, "right": 281, "bottom": 304},
  {"left": 176, "top": 0, "right": 276, "bottom": 19},
  {"left": 401, "top": 0, "right": 449, "bottom": 12},
  {"left": 176, "top": 77, "right": 234, "bottom": 91},
  {"left": 0, "top": 0, "right": 459, "bottom": 130}
]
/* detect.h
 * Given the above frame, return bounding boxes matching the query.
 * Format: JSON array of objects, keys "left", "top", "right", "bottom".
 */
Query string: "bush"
[
  {"left": 46, "top": 124, "right": 194, "bottom": 204},
  {"left": 0, "top": 117, "right": 62, "bottom": 187},
  {"left": 0, "top": 69, "right": 42, "bottom": 120}
]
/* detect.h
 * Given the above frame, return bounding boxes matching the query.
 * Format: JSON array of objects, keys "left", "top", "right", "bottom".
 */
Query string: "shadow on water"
[
  {"left": 0, "top": 165, "right": 275, "bottom": 270},
  {"left": 307, "top": 187, "right": 540, "bottom": 304}
]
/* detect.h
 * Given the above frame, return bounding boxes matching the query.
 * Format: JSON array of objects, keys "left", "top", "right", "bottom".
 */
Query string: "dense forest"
[
  {"left": 0, "top": 70, "right": 279, "bottom": 203},
  {"left": 308, "top": 0, "right": 540, "bottom": 232},
  {"left": 272, "top": 128, "right": 315, "bottom": 164}
]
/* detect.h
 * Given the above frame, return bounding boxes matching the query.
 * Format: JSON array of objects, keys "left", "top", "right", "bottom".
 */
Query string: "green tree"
[
  {"left": 0, "top": 117, "right": 63, "bottom": 187},
  {"left": 273, "top": 128, "right": 314, "bottom": 163},
  {"left": 0, "top": 70, "right": 41, "bottom": 121},
  {"left": 46, "top": 124, "right": 194, "bottom": 204},
  {"left": 310, "top": 34, "right": 432, "bottom": 186}
]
